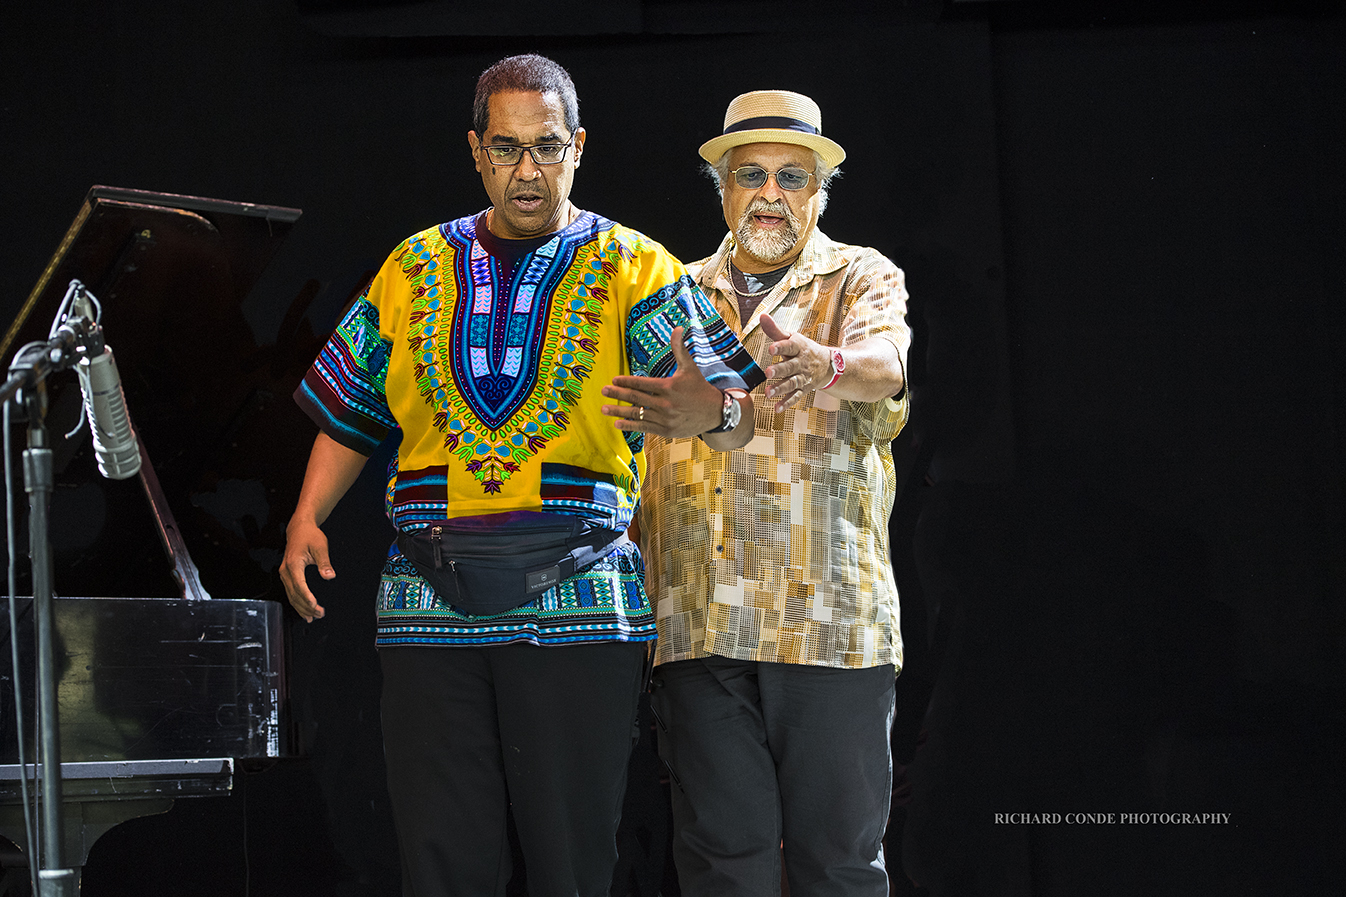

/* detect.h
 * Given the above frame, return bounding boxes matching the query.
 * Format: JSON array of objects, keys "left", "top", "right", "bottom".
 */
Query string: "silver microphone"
[{"left": 75, "top": 344, "right": 142, "bottom": 480}]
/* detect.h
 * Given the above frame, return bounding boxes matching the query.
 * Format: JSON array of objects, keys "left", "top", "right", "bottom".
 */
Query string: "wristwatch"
[
  {"left": 821, "top": 349, "right": 845, "bottom": 389},
  {"left": 704, "top": 388, "right": 744, "bottom": 434}
]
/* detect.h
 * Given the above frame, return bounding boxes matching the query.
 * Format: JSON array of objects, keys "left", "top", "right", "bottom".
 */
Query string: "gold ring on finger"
[{"left": 638, "top": 406, "right": 645, "bottom": 421}]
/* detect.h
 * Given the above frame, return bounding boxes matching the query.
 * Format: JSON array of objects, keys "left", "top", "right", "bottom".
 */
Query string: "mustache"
[
  {"left": 507, "top": 183, "right": 547, "bottom": 199},
  {"left": 744, "top": 198, "right": 796, "bottom": 223},
  {"left": 750, "top": 198, "right": 787, "bottom": 213}
]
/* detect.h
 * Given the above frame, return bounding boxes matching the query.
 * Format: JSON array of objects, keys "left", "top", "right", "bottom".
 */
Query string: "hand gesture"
[
  {"left": 760, "top": 312, "right": 832, "bottom": 412},
  {"left": 601, "top": 326, "right": 723, "bottom": 437}
]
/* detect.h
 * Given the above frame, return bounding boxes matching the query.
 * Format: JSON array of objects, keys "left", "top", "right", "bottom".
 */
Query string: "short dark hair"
[{"left": 472, "top": 54, "right": 580, "bottom": 137}]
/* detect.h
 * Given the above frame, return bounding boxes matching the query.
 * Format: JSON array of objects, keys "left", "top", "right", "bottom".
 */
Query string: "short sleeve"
[
  {"left": 294, "top": 290, "right": 398, "bottom": 455},
  {"left": 840, "top": 250, "right": 912, "bottom": 359},
  {"left": 836, "top": 249, "right": 911, "bottom": 442},
  {"left": 626, "top": 274, "right": 765, "bottom": 392}
]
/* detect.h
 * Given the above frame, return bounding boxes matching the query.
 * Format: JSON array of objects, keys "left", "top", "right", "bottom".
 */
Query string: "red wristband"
[{"left": 821, "top": 349, "right": 845, "bottom": 389}]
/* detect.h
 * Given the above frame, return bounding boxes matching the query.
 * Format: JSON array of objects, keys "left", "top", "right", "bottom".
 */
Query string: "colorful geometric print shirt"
[
  {"left": 296, "top": 211, "right": 763, "bottom": 648},
  {"left": 643, "top": 228, "right": 911, "bottom": 671}
]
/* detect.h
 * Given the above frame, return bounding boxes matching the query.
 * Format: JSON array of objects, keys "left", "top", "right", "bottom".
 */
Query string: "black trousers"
[
  {"left": 380, "top": 641, "right": 647, "bottom": 897},
  {"left": 651, "top": 656, "right": 896, "bottom": 897}
]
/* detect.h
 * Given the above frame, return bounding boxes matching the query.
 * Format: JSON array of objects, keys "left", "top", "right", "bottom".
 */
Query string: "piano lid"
[{"left": 2, "top": 186, "right": 318, "bottom": 602}]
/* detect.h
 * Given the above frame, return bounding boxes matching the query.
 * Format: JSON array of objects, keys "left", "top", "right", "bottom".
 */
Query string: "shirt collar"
[{"left": 699, "top": 228, "right": 843, "bottom": 336}]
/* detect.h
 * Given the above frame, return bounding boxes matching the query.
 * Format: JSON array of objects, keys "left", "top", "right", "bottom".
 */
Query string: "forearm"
[
  {"left": 281, "top": 431, "right": 371, "bottom": 622},
  {"left": 288, "top": 431, "right": 371, "bottom": 531},
  {"left": 823, "top": 336, "right": 905, "bottom": 403}
]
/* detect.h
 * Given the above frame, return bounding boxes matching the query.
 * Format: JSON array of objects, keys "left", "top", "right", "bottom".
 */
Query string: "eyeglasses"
[
  {"left": 729, "top": 165, "right": 815, "bottom": 191},
  {"left": 478, "top": 134, "right": 575, "bottom": 166}
]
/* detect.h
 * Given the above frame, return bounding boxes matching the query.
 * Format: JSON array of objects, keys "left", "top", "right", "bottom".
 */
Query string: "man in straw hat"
[{"left": 631, "top": 90, "right": 911, "bottom": 895}]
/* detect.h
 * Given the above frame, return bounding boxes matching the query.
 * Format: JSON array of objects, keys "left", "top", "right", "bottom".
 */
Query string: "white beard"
[{"left": 735, "top": 200, "right": 801, "bottom": 265}]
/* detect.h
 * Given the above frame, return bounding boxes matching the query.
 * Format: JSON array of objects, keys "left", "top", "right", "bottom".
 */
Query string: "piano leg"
[
  {"left": 0, "top": 758, "right": 234, "bottom": 890},
  {"left": 0, "top": 797, "right": 173, "bottom": 887}
]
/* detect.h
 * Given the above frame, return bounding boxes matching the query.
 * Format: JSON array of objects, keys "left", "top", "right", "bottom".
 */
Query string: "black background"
[{"left": 0, "top": 1, "right": 1342, "bottom": 894}]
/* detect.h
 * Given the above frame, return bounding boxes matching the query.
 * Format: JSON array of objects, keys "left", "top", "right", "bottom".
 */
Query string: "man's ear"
[
  {"left": 572, "top": 127, "right": 587, "bottom": 168},
  {"left": 468, "top": 130, "right": 481, "bottom": 171}
]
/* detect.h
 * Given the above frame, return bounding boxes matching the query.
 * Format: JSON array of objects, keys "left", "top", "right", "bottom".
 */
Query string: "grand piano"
[{"left": 0, "top": 186, "right": 313, "bottom": 887}]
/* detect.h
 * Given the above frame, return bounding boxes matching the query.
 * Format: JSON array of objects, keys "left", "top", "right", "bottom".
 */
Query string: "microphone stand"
[{"left": 1, "top": 305, "right": 100, "bottom": 897}]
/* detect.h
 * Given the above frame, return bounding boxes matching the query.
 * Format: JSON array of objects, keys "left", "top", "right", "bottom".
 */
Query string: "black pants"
[
  {"left": 651, "top": 656, "right": 896, "bottom": 897},
  {"left": 380, "top": 641, "right": 647, "bottom": 897}
]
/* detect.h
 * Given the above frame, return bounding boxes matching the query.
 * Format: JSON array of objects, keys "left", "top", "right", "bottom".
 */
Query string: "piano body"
[{"left": 0, "top": 186, "right": 309, "bottom": 880}]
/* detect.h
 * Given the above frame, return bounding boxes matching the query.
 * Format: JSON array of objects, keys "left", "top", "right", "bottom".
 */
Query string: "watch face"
[
  {"left": 833, "top": 349, "right": 846, "bottom": 373},
  {"left": 723, "top": 390, "right": 740, "bottom": 430}
]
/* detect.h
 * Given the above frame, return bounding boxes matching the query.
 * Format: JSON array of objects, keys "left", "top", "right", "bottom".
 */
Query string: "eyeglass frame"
[
  {"left": 728, "top": 165, "right": 817, "bottom": 192},
  {"left": 477, "top": 133, "right": 577, "bottom": 166}
]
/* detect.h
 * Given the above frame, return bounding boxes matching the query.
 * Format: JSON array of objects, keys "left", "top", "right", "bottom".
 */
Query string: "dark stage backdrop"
[{"left": 0, "top": 2, "right": 1340, "bottom": 895}]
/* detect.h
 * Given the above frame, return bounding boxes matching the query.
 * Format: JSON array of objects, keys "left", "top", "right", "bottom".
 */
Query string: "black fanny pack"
[{"left": 396, "top": 511, "right": 628, "bottom": 617}]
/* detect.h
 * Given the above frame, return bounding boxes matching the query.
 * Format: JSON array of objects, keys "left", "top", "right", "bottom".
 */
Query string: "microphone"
[{"left": 75, "top": 343, "right": 142, "bottom": 480}]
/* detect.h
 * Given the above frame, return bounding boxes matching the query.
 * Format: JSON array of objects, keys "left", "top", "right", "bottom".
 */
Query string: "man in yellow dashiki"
[
  {"left": 280, "top": 55, "right": 762, "bottom": 897},
  {"left": 620, "top": 90, "right": 911, "bottom": 896}
]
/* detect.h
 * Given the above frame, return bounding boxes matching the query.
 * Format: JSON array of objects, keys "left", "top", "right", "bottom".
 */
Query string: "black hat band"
[{"left": 724, "top": 115, "right": 820, "bottom": 136}]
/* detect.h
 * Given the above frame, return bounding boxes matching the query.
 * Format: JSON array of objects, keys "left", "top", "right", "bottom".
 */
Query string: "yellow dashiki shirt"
[
  {"left": 297, "top": 210, "right": 762, "bottom": 648},
  {"left": 643, "top": 229, "right": 910, "bottom": 670}
]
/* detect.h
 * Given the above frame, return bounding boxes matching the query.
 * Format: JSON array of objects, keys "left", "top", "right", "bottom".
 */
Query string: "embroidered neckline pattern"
[{"left": 401, "top": 213, "right": 631, "bottom": 494}]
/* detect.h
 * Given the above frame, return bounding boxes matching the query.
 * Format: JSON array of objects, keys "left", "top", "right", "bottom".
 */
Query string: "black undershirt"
[
  {"left": 475, "top": 212, "right": 554, "bottom": 287},
  {"left": 729, "top": 261, "right": 792, "bottom": 328}
]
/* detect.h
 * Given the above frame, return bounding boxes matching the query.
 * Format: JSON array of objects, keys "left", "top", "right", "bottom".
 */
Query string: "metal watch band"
[
  {"left": 704, "top": 388, "right": 739, "bottom": 433},
  {"left": 705, "top": 387, "right": 748, "bottom": 433}
]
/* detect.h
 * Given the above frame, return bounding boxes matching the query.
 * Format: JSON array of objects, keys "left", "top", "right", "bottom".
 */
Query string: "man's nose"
[
  {"left": 514, "top": 153, "right": 543, "bottom": 179},
  {"left": 758, "top": 172, "right": 784, "bottom": 201}
]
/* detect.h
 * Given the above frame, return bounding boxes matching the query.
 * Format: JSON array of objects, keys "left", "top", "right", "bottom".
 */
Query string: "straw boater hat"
[{"left": 698, "top": 89, "right": 846, "bottom": 168}]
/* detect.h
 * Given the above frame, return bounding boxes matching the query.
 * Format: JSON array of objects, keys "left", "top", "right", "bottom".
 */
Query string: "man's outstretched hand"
[
  {"left": 760, "top": 312, "right": 831, "bottom": 412},
  {"left": 600, "top": 326, "right": 723, "bottom": 438}
]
